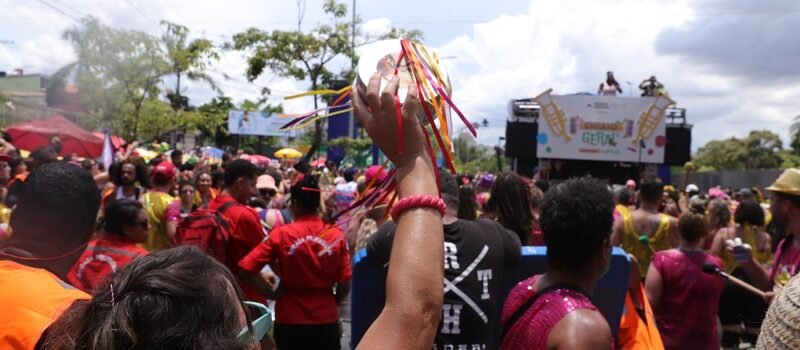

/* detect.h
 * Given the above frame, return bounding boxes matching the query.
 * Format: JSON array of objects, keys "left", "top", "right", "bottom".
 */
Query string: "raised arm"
[{"left": 354, "top": 74, "right": 444, "bottom": 350}]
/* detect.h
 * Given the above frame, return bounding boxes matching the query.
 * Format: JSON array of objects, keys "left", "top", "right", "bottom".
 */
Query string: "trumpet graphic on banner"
[
  {"left": 533, "top": 88, "right": 571, "bottom": 142},
  {"left": 632, "top": 94, "right": 675, "bottom": 146}
]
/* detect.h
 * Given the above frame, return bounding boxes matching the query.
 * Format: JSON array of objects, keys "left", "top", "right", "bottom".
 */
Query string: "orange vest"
[
  {"left": 618, "top": 284, "right": 664, "bottom": 350},
  {"left": 0, "top": 260, "right": 88, "bottom": 349}
]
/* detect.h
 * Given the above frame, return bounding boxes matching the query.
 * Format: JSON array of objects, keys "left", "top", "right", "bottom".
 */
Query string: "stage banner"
[
  {"left": 534, "top": 89, "right": 674, "bottom": 163},
  {"left": 227, "top": 110, "right": 296, "bottom": 137}
]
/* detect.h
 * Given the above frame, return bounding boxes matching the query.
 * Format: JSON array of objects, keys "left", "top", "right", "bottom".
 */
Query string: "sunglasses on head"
[
  {"left": 237, "top": 301, "right": 273, "bottom": 345},
  {"left": 259, "top": 188, "right": 277, "bottom": 197}
]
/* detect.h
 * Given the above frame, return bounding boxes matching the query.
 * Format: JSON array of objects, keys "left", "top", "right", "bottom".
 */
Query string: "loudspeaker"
[
  {"left": 505, "top": 121, "right": 538, "bottom": 157},
  {"left": 664, "top": 126, "right": 691, "bottom": 166}
]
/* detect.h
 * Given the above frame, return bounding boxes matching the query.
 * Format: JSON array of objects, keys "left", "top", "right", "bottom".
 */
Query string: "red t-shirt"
[
  {"left": 66, "top": 235, "right": 148, "bottom": 292},
  {"left": 209, "top": 195, "right": 267, "bottom": 302},
  {"left": 239, "top": 214, "right": 352, "bottom": 324}
]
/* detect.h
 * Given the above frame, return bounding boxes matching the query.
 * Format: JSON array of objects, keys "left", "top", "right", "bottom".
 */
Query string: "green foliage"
[
  {"left": 228, "top": 0, "right": 422, "bottom": 161},
  {"left": 161, "top": 21, "right": 219, "bottom": 96},
  {"left": 791, "top": 115, "right": 800, "bottom": 154},
  {"left": 56, "top": 17, "right": 169, "bottom": 140},
  {"left": 694, "top": 130, "right": 784, "bottom": 170}
]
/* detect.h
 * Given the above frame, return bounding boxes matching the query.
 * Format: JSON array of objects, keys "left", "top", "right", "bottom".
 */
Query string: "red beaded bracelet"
[{"left": 390, "top": 194, "right": 447, "bottom": 221}]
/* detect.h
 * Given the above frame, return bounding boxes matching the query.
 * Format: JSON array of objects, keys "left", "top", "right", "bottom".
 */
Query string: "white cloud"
[
  {"left": 361, "top": 17, "right": 392, "bottom": 38},
  {"left": 433, "top": 0, "right": 798, "bottom": 150},
  {"left": 2, "top": 0, "right": 798, "bottom": 153}
]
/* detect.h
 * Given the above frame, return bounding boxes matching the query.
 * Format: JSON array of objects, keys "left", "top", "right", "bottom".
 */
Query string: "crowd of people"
[{"left": 1, "top": 74, "right": 800, "bottom": 350}]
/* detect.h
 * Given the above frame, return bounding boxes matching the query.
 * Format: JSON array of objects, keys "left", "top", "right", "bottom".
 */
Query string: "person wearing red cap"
[{"left": 141, "top": 161, "right": 180, "bottom": 251}]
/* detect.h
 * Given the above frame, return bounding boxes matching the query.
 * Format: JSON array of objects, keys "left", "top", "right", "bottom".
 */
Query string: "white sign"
[
  {"left": 227, "top": 110, "right": 296, "bottom": 137},
  {"left": 533, "top": 90, "right": 674, "bottom": 163}
]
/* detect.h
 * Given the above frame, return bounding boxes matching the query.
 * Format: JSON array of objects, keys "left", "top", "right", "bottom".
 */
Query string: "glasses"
[
  {"left": 237, "top": 301, "right": 273, "bottom": 345},
  {"left": 258, "top": 188, "right": 277, "bottom": 197},
  {"left": 131, "top": 221, "right": 149, "bottom": 229}
]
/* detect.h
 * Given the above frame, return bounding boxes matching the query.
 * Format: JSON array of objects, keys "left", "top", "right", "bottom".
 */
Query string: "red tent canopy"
[{"left": 7, "top": 115, "right": 103, "bottom": 158}]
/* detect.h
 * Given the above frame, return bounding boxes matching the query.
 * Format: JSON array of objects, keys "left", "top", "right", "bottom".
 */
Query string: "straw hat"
[
  {"left": 766, "top": 168, "right": 800, "bottom": 196},
  {"left": 757, "top": 273, "right": 800, "bottom": 349}
]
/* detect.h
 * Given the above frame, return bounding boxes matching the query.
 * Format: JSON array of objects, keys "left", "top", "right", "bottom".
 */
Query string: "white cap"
[{"left": 686, "top": 184, "right": 699, "bottom": 193}]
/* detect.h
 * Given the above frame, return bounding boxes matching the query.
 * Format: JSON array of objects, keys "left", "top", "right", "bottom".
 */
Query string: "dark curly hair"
[
  {"left": 37, "top": 246, "right": 255, "bottom": 349},
  {"left": 540, "top": 178, "right": 614, "bottom": 271},
  {"left": 734, "top": 200, "right": 765, "bottom": 227},
  {"left": 485, "top": 172, "right": 534, "bottom": 244}
]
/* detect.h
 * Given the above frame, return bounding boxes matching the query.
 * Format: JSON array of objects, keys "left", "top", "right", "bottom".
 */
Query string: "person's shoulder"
[{"left": 549, "top": 308, "right": 612, "bottom": 349}]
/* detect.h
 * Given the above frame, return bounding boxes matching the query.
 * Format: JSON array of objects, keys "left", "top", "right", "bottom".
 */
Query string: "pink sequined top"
[
  {"left": 499, "top": 275, "right": 600, "bottom": 350},
  {"left": 651, "top": 250, "right": 725, "bottom": 350}
]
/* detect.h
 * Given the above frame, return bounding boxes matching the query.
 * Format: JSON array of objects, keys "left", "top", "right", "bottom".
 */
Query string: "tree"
[
  {"left": 228, "top": 0, "right": 422, "bottom": 162},
  {"left": 160, "top": 21, "right": 219, "bottom": 110},
  {"left": 743, "top": 130, "right": 783, "bottom": 169},
  {"left": 694, "top": 130, "right": 783, "bottom": 170},
  {"left": 791, "top": 114, "right": 800, "bottom": 154},
  {"left": 329, "top": 136, "right": 372, "bottom": 167},
  {"left": 56, "top": 17, "right": 170, "bottom": 140}
]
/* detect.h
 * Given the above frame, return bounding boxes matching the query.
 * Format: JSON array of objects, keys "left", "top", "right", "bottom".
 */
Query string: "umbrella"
[
  {"left": 274, "top": 148, "right": 302, "bottom": 159},
  {"left": 7, "top": 115, "right": 103, "bottom": 158},
  {"left": 310, "top": 156, "right": 327, "bottom": 167},
  {"left": 241, "top": 154, "right": 271, "bottom": 167},
  {"left": 92, "top": 132, "right": 126, "bottom": 149},
  {"left": 133, "top": 148, "right": 159, "bottom": 162}
]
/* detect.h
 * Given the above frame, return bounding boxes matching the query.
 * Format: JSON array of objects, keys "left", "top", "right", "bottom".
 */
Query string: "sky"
[{"left": 1, "top": 0, "right": 799, "bottom": 151}]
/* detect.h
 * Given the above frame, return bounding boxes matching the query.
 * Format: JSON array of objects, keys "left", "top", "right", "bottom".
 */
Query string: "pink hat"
[
  {"left": 256, "top": 174, "right": 277, "bottom": 191},
  {"left": 365, "top": 165, "right": 388, "bottom": 183}
]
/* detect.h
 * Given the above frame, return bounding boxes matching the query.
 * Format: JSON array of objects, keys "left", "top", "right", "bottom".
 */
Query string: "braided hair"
[{"left": 484, "top": 172, "right": 534, "bottom": 244}]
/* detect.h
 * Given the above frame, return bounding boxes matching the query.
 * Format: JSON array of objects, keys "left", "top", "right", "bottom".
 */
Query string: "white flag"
[{"left": 101, "top": 131, "right": 114, "bottom": 169}]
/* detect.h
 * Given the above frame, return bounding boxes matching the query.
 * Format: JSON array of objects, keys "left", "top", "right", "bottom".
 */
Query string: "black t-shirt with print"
[{"left": 366, "top": 219, "right": 521, "bottom": 350}]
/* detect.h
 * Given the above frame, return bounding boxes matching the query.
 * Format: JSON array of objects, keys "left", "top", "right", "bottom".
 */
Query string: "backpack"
[
  {"left": 174, "top": 202, "right": 235, "bottom": 268},
  {"left": 259, "top": 208, "right": 294, "bottom": 232}
]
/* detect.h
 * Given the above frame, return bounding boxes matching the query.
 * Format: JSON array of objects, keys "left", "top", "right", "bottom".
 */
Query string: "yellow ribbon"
[
  {"left": 280, "top": 107, "right": 354, "bottom": 130},
  {"left": 284, "top": 86, "right": 351, "bottom": 100}
]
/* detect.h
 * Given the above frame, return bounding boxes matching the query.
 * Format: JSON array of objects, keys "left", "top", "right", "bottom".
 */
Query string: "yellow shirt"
[
  {"left": 141, "top": 191, "right": 177, "bottom": 251},
  {"left": 622, "top": 212, "right": 672, "bottom": 277}
]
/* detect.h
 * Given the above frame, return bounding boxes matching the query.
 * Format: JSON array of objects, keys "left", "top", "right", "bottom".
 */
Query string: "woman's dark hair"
[
  {"left": 194, "top": 171, "right": 211, "bottom": 186},
  {"left": 457, "top": 185, "right": 478, "bottom": 220},
  {"left": 9, "top": 156, "right": 24, "bottom": 172},
  {"left": 80, "top": 159, "right": 97, "bottom": 172},
  {"left": 485, "top": 173, "right": 533, "bottom": 244},
  {"left": 541, "top": 178, "right": 613, "bottom": 271},
  {"left": 102, "top": 200, "right": 144, "bottom": 237},
  {"left": 708, "top": 199, "right": 731, "bottom": 228},
  {"left": 678, "top": 211, "right": 707, "bottom": 243},
  {"left": 178, "top": 180, "right": 195, "bottom": 195},
  {"left": 37, "top": 246, "right": 254, "bottom": 350},
  {"left": 290, "top": 174, "right": 320, "bottom": 214},
  {"left": 734, "top": 200, "right": 765, "bottom": 227}
]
